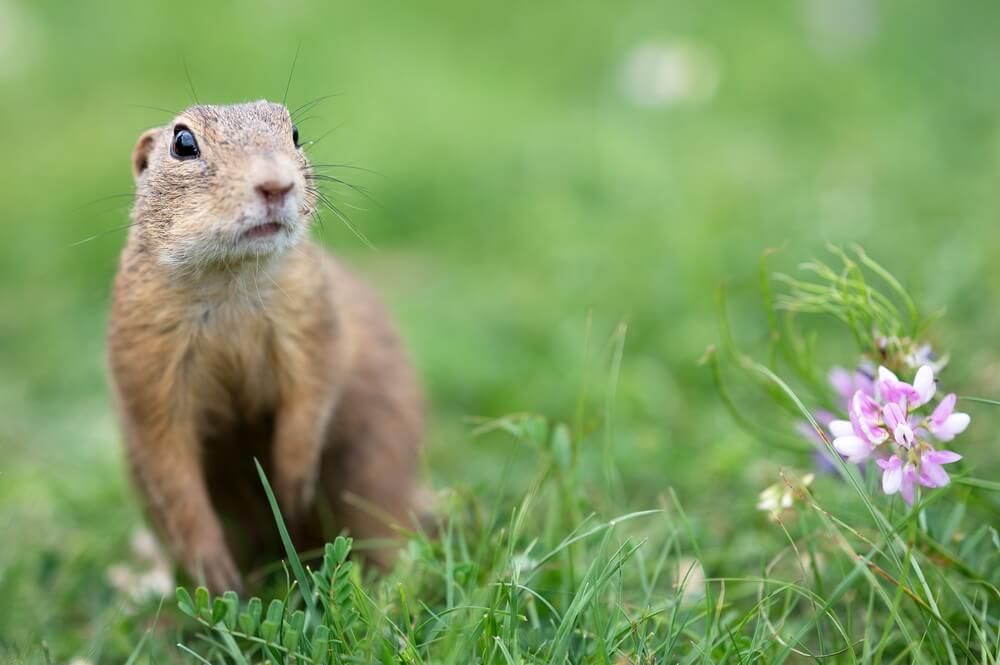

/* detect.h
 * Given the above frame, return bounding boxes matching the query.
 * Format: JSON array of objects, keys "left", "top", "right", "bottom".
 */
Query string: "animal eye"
[
  {"left": 171, "top": 125, "right": 200, "bottom": 160},
  {"left": 292, "top": 124, "right": 300, "bottom": 148}
]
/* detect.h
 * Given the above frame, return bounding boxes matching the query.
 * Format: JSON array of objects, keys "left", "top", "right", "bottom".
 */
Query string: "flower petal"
[
  {"left": 931, "top": 393, "right": 956, "bottom": 426},
  {"left": 876, "top": 366, "right": 898, "bottom": 401},
  {"left": 875, "top": 457, "right": 898, "bottom": 470},
  {"left": 912, "top": 365, "right": 935, "bottom": 406},
  {"left": 924, "top": 449, "right": 962, "bottom": 465},
  {"left": 919, "top": 461, "right": 950, "bottom": 488},
  {"left": 931, "top": 413, "right": 970, "bottom": 442},
  {"left": 850, "top": 391, "right": 887, "bottom": 444},
  {"left": 828, "top": 367, "right": 853, "bottom": 400},
  {"left": 900, "top": 464, "right": 917, "bottom": 504},
  {"left": 756, "top": 496, "right": 777, "bottom": 512},
  {"left": 855, "top": 370, "right": 875, "bottom": 398},
  {"left": 877, "top": 366, "right": 922, "bottom": 405},
  {"left": 815, "top": 410, "right": 835, "bottom": 427},
  {"left": 882, "top": 464, "right": 902, "bottom": 495},
  {"left": 877, "top": 366, "right": 898, "bottom": 384},
  {"left": 906, "top": 343, "right": 934, "bottom": 369},
  {"left": 833, "top": 435, "right": 872, "bottom": 463},
  {"left": 882, "top": 402, "right": 905, "bottom": 431},
  {"left": 829, "top": 419, "right": 854, "bottom": 438}
]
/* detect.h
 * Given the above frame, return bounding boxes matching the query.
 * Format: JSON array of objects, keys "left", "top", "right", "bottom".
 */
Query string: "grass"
[
  {"left": 2, "top": 0, "right": 1000, "bottom": 662},
  {"left": 157, "top": 414, "right": 999, "bottom": 662},
  {"left": 157, "top": 252, "right": 998, "bottom": 663}
]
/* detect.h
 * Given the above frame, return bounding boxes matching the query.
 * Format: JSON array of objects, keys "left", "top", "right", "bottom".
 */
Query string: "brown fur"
[{"left": 107, "top": 101, "right": 424, "bottom": 593}]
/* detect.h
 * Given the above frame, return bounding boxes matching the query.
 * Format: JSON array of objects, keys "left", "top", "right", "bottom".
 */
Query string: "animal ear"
[{"left": 131, "top": 127, "right": 160, "bottom": 181}]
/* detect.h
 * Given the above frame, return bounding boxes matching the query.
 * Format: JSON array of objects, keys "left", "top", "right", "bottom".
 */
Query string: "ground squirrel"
[{"left": 107, "top": 100, "right": 424, "bottom": 593}]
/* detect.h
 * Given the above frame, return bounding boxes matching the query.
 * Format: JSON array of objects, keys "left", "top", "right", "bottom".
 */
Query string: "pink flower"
[
  {"left": 801, "top": 366, "right": 877, "bottom": 474},
  {"left": 848, "top": 391, "right": 887, "bottom": 444},
  {"left": 796, "top": 410, "right": 834, "bottom": 444},
  {"left": 831, "top": 428, "right": 874, "bottom": 463},
  {"left": 828, "top": 367, "right": 853, "bottom": 401},
  {"left": 814, "top": 358, "right": 968, "bottom": 509},
  {"left": 928, "top": 393, "right": 970, "bottom": 442},
  {"left": 877, "top": 366, "right": 935, "bottom": 407},
  {"left": 876, "top": 457, "right": 909, "bottom": 499},
  {"left": 828, "top": 388, "right": 887, "bottom": 462},
  {"left": 882, "top": 402, "right": 915, "bottom": 448},
  {"left": 828, "top": 365, "right": 875, "bottom": 406},
  {"left": 876, "top": 449, "right": 962, "bottom": 505},
  {"left": 905, "top": 343, "right": 948, "bottom": 372},
  {"left": 829, "top": 415, "right": 877, "bottom": 462},
  {"left": 826, "top": 363, "right": 968, "bottom": 507},
  {"left": 900, "top": 464, "right": 918, "bottom": 504},
  {"left": 918, "top": 449, "right": 962, "bottom": 487}
]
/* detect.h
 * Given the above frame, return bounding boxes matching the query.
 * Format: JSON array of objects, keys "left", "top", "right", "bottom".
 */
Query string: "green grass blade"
[{"left": 254, "top": 457, "right": 318, "bottom": 618}]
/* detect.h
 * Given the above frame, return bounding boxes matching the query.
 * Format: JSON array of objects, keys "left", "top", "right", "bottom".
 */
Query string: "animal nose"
[{"left": 255, "top": 180, "right": 294, "bottom": 205}]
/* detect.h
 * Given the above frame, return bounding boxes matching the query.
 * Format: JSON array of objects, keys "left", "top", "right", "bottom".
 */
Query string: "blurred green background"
[{"left": 2, "top": 0, "right": 999, "bottom": 654}]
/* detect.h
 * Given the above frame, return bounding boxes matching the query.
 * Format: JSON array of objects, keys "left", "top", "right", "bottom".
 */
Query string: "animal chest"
[{"left": 187, "top": 300, "right": 283, "bottom": 429}]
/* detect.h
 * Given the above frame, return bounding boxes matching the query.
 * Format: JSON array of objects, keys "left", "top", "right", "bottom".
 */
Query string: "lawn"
[{"left": 1, "top": 0, "right": 998, "bottom": 662}]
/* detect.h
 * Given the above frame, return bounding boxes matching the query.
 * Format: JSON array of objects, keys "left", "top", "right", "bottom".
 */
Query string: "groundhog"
[{"left": 107, "top": 100, "right": 424, "bottom": 593}]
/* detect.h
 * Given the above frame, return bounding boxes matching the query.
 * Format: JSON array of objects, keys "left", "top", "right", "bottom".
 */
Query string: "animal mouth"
[{"left": 242, "top": 221, "right": 284, "bottom": 240}]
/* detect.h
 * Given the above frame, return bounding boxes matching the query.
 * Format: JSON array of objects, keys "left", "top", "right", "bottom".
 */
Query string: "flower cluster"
[
  {"left": 795, "top": 364, "right": 875, "bottom": 475},
  {"left": 829, "top": 365, "right": 969, "bottom": 504},
  {"left": 757, "top": 473, "right": 814, "bottom": 518}
]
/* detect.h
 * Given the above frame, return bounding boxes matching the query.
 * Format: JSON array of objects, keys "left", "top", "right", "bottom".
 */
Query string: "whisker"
[
  {"left": 299, "top": 121, "right": 348, "bottom": 153},
  {"left": 183, "top": 57, "right": 200, "bottom": 105},
  {"left": 282, "top": 43, "right": 301, "bottom": 106},
  {"left": 302, "top": 192, "right": 327, "bottom": 233},
  {"left": 304, "top": 174, "right": 380, "bottom": 208},
  {"left": 130, "top": 104, "right": 180, "bottom": 117},
  {"left": 290, "top": 94, "right": 342, "bottom": 121},
  {"left": 68, "top": 221, "right": 139, "bottom": 248},
  {"left": 253, "top": 254, "right": 272, "bottom": 319},
  {"left": 304, "top": 173, "right": 369, "bottom": 188},
  {"left": 312, "top": 209, "right": 326, "bottom": 233},
  {"left": 336, "top": 200, "right": 369, "bottom": 213},
  {"left": 308, "top": 188, "right": 376, "bottom": 249},
  {"left": 225, "top": 262, "right": 254, "bottom": 309},
  {"left": 265, "top": 272, "right": 291, "bottom": 302},
  {"left": 307, "top": 186, "right": 368, "bottom": 213},
  {"left": 305, "top": 162, "right": 380, "bottom": 176},
  {"left": 72, "top": 193, "right": 136, "bottom": 213}
]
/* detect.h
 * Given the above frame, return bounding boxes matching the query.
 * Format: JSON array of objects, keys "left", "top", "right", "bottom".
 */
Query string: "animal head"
[{"left": 130, "top": 100, "right": 317, "bottom": 270}]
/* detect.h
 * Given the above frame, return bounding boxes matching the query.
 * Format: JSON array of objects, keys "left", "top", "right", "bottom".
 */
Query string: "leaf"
[
  {"left": 551, "top": 423, "right": 572, "bottom": 470},
  {"left": 331, "top": 535, "right": 351, "bottom": 563},
  {"left": 282, "top": 621, "right": 301, "bottom": 651},
  {"left": 194, "top": 586, "right": 211, "bottom": 621},
  {"left": 222, "top": 591, "right": 239, "bottom": 629},
  {"left": 176, "top": 587, "right": 196, "bottom": 618},
  {"left": 238, "top": 611, "right": 256, "bottom": 636},
  {"left": 238, "top": 596, "right": 262, "bottom": 635},
  {"left": 310, "top": 625, "right": 330, "bottom": 664},
  {"left": 260, "top": 619, "right": 279, "bottom": 643},
  {"left": 248, "top": 596, "right": 262, "bottom": 622},
  {"left": 211, "top": 597, "right": 226, "bottom": 625},
  {"left": 265, "top": 598, "right": 285, "bottom": 625},
  {"left": 522, "top": 415, "right": 548, "bottom": 445},
  {"left": 288, "top": 609, "right": 305, "bottom": 633}
]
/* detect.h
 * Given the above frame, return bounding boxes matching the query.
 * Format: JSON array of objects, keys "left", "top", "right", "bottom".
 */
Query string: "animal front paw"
[
  {"left": 188, "top": 540, "right": 244, "bottom": 595},
  {"left": 274, "top": 466, "right": 318, "bottom": 521}
]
